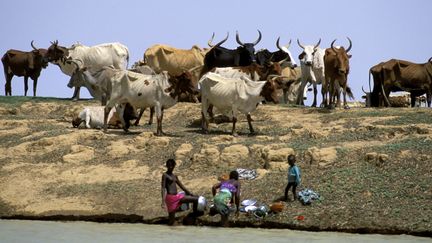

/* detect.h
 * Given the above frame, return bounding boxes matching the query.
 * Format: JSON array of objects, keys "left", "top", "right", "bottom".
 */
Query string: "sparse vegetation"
[{"left": 0, "top": 97, "right": 431, "bottom": 236}]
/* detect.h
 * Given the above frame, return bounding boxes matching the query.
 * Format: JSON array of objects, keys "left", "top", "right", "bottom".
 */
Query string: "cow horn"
[
  {"left": 236, "top": 31, "right": 245, "bottom": 46},
  {"left": 208, "top": 32, "right": 215, "bottom": 47},
  {"left": 380, "top": 82, "right": 391, "bottom": 107},
  {"left": 211, "top": 32, "right": 229, "bottom": 48},
  {"left": 361, "top": 86, "right": 367, "bottom": 94},
  {"left": 31, "top": 40, "right": 38, "bottom": 50},
  {"left": 297, "top": 39, "right": 305, "bottom": 50},
  {"left": 428, "top": 57, "right": 432, "bottom": 63},
  {"left": 285, "top": 39, "right": 292, "bottom": 49},
  {"left": 331, "top": 39, "right": 338, "bottom": 52},
  {"left": 252, "top": 29, "right": 262, "bottom": 46},
  {"left": 277, "top": 37, "right": 291, "bottom": 51},
  {"left": 346, "top": 37, "right": 352, "bottom": 53},
  {"left": 314, "top": 38, "right": 321, "bottom": 50},
  {"left": 276, "top": 37, "right": 283, "bottom": 51},
  {"left": 68, "top": 59, "right": 82, "bottom": 71}
]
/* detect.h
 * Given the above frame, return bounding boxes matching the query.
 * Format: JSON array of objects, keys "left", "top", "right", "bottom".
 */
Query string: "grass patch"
[{"left": 375, "top": 137, "right": 432, "bottom": 154}]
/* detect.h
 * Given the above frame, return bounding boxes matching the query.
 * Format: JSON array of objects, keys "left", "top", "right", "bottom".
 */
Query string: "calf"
[{"left": 72, "top": 103, "right": 137, "bottom": 129}]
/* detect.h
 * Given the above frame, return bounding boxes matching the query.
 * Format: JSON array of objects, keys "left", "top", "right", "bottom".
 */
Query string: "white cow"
[
  {"left": 103, "top": 68, "right": 195, "bottom": 135},
  {"left": 45, "top": 41, "right": 129, "bottom": 100},
  {"left": 296, "top": 39, "right": 326, "bottom": 107},
  {"left": 72, "top": 105, "right": 135, "bottom": 129},
  {"left": 199, "top": 72, "right": 279, "bottom": 136}
]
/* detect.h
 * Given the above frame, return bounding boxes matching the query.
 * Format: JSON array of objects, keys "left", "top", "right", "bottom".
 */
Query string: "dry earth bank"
[{"left": 0, "top": 96, "right": 431, "bottom": 237}]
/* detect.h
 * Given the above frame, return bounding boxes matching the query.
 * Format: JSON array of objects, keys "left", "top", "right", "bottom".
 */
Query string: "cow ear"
[{"left": 348, "top": 54, "right": 352, "bottom": 59}]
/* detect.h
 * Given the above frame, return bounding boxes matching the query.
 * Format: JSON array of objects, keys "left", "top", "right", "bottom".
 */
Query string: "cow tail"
[
  {"left": 346, "top": 86, "right": 355, "bottom": 100},
  {"left": 368, "top": 69, "right": 372, "bottom": 93}
]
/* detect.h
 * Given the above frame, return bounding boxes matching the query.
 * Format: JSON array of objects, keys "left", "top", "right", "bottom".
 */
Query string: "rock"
[
  {"left": 121, "top": 159, "right": 138, "bottom": 169},
  {"left": 63, "top": 145, "right": 95, "bottom": 164},
  {"left": 279, "top": 134, "right": 292, "bottom": 142},
  {"left": 366, "top": 152, "right": 378, "bottom": 161},
  {"left": 269, "top": 162, "right": 289, "bottom": 171},
  {"left": 192, "top": 144, "right": 220, "bottom": 165},
  {"left": 210, "top": 135, "right": 237, "bottom": 144},
  {"left": 378, "top": 154, "right": 389, "bottom": 163},
  {"left": 175, "top": 143, "right": 193, "bottom": 160},
  {"left": 306, "top": 147, "right": 337, "bottom": 165},
  {"left": 149, "top": 137, "right": 170, "bottom": 147},
  {"left": 107, "top": 140, "right": 133, "bottom": 158},
  {"left": 220, "top": 144, "right": 249, "bottom": 166},
  {"left": 267, "top": 147, "right": 295, "bottom": 163}
]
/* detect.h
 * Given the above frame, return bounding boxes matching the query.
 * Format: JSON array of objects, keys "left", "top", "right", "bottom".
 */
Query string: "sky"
[{"left": 1, "top": 0, "right": 432, "bottom": 104}]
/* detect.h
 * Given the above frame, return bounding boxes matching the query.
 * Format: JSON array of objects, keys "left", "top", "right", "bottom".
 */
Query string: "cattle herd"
[{"left": 2, "top": 31, "right": 432, "bottom": 136}]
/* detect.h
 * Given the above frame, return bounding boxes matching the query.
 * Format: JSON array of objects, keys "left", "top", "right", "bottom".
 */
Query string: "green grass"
[{"left": 375, "top": 137, "right": 432, "bottom": 154}]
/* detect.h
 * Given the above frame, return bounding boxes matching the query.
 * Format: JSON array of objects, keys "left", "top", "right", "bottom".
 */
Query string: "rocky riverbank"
[{"left": 0, "top": 97, "right": 431, "bottom": 237}]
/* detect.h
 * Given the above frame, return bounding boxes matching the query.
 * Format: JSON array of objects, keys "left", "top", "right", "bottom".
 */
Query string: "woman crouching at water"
[
  {"left": 161, "top": 159, "right": 199, "bottom": 226},
  {"left": 212, "top": 170, "right": 241, "bottom": 227}
]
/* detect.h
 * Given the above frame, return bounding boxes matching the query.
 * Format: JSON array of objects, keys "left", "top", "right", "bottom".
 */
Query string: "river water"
[{"left": 0, "top": 220, "right": 429, "bottom": 243}]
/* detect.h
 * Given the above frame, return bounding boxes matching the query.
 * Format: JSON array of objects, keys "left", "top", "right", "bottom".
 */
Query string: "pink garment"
[{"left": 165, "top": 193, "right": 185, "bottom": 213}]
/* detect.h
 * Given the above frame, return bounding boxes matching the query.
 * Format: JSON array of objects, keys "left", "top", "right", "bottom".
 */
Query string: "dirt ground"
[{"left": 0, "top": 96, "right": 431, "bottom": 237}]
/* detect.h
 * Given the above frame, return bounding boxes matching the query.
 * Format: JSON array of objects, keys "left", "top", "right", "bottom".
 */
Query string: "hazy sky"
[{"left": 1, "top": 0, "right": 432, "bottom": 104}]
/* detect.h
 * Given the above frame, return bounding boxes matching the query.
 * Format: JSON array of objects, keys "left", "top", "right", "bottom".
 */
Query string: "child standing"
[{"left": 284, "top": 154, "right": 301, "bottom": 201}]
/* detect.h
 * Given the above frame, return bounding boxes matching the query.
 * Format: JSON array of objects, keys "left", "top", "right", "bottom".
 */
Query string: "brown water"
[{"left": 0, "top": 220, "right": 429, "bottom": 243}]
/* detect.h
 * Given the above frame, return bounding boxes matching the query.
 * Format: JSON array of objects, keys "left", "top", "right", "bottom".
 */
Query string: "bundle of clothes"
[
  {"left": 298, "top": 188, "right": 320, "bottom": 205},
  {"left": 236, "top": 168, "right": 258, "bottom": 180}
]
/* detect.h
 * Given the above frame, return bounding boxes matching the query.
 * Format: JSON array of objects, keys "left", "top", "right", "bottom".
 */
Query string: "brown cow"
[
  {"left": 2, "top": 41, "right": 48, "bottom": 96},
  {"left": 324, "top": 37, "right": 353, "bottom": 109},
  {"left": 366, "top": 58, "right": 432, "bottom": 107}
]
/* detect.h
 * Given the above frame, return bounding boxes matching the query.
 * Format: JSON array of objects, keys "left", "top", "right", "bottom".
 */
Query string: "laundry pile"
[
  {"left": 236, "top": 168, "right": 258, "bottom": 180},
  {"left": 298, "top": 188, "right": 320, "bottom": 205}
]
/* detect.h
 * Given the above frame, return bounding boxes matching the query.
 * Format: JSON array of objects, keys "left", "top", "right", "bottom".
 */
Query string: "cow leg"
[
  {"left": 410, "top": 95, "right": 416, "bottom": 108},
  {"left": 231, "top": 116, "right": 238, "bottom": 137},
  {"left": 282, "top": 88, "right": 288, "bottom": 104},
  {"left": 104, "top": 101, "right": 116, "bottom": 132},
  {"left": 320, "top": 81, "right": 327, "bottom": 108},
  {"left": 208, "top": 104, "right": 215, "bottom": 122},
  {"left": 134, "top": 108, "right": 145, "bottom": 126},
  {"left": 246, "top": 113, "right": 255, "bottom": 135},
  {"left": 4, "top": 73, "right": 13, "bottom": 96},
  {"left": 24, "top": 76, "right": 29, "bottom": 96},
  {"left": 328, "top": 80, "right": 335, "bottom": 109},
  {"left": 201, "top": 98, "right": 210, "bottom": 133},
  {"left": 149, "top": 107, "right": 155, "bottom": 125},
  {"left": 427, "top": 92, "right": 432, "bottom": 108},
  {"left": 156, "top": 108, "right": 164, "bottom": 136},
  {"left": 296, "top": 80, "right": 307, "bottom": 106},
  {"left": 311, "top": 83, "right": 317, "bottom": 107},
  {"left": 72, "top": 86, "right": 81, "bottom": 101},
  {"left": 32, "top": 77, "right": 38, "bottom": 97},
  {"left": 343, "top": 86, "right": 349, "bottom": 109},
  {"left": 231, "top": 108, "right": 239, "bottom": 136},
  {"left": 115, "top": 104, "right": 129, "bottom": 132}
]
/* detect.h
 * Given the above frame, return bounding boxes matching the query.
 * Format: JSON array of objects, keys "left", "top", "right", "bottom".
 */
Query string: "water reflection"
[{"left": 0, "top": 220, "right": 428, "bottom": 243}]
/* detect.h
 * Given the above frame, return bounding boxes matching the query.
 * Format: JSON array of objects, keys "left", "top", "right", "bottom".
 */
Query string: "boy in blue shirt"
[{"left": 284, "top": 154, "right": 301, "bottom": 201}]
